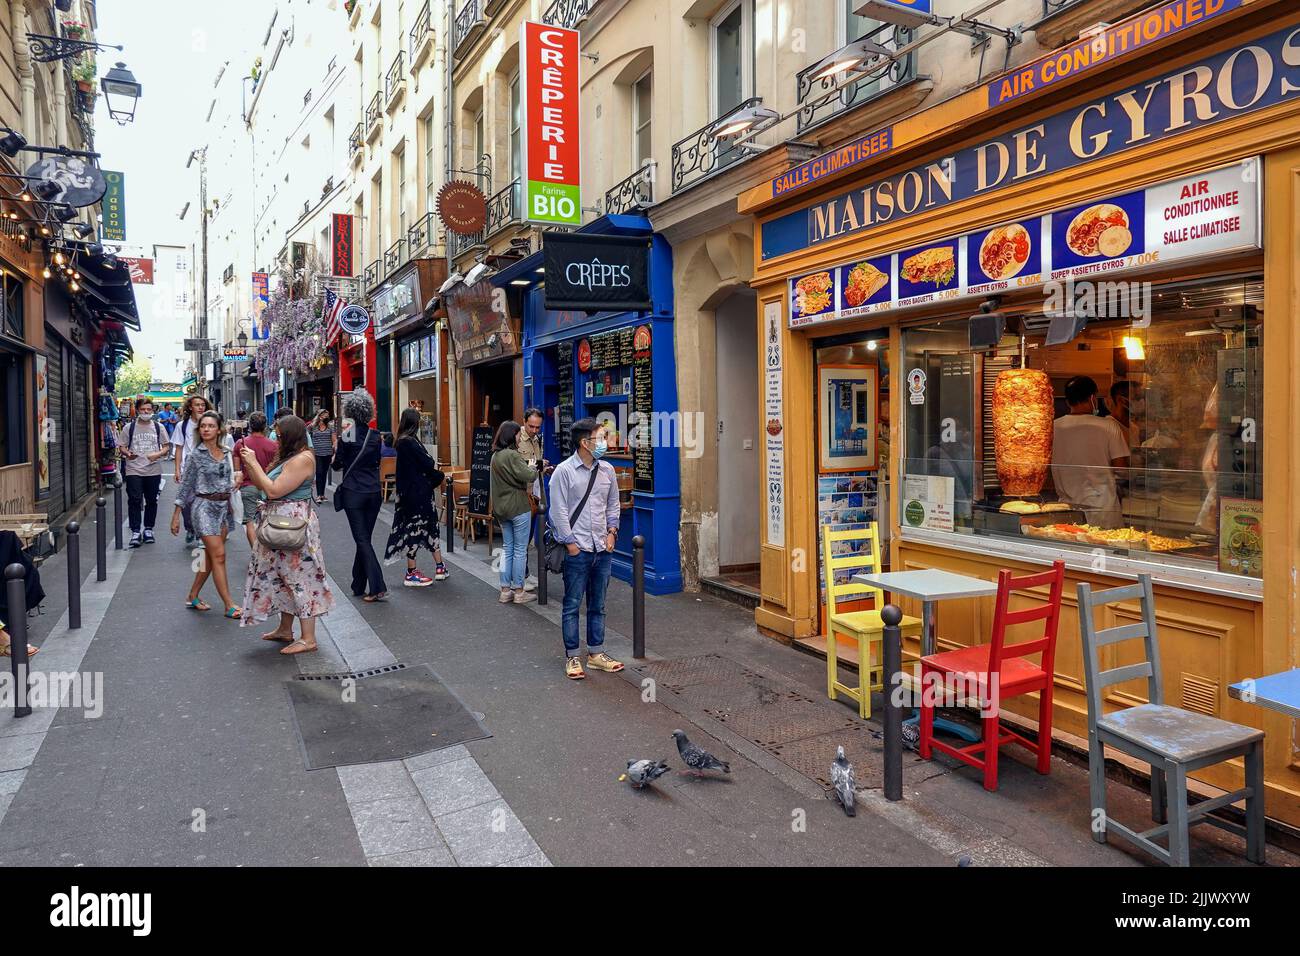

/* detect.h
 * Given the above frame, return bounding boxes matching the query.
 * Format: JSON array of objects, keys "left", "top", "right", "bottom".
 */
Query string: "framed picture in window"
[{"left": 818, "top": 363, "right": 878, "bottom": 472}]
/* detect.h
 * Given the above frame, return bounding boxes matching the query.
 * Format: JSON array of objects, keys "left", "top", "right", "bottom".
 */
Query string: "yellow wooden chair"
[{"left": 822, "top": 524, "right": 922, "bottom": 719}]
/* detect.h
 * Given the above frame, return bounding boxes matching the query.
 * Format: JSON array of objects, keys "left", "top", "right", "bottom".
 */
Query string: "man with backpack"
[{"left": 117, "top": 398, "right": 173, "bottom": 548}]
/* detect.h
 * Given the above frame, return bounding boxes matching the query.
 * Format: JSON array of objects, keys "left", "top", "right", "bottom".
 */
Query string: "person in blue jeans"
[
  {"left": 488, "top": 420, "right": 537, "bottom": 604},
  {"left": 548, "top": 417, "right": 624, "bottom": 681}
]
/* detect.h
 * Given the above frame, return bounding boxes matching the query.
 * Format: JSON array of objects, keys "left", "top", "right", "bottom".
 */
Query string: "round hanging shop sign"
[
  {"left": 25, "top": 154, "right": 107, "bottom": 208},
  {"left": 437, "top": 180, "right": 488, "bottom": 236},
  {"left": 339, "top": 304, "right": 371, "bottom": 336},
  {"left": 576, "top": 338, "right": 592, "bottom": 373}
]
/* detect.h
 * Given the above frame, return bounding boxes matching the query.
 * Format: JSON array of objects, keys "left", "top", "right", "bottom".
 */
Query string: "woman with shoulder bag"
[
  {"left": 489, "top": 420, "right": 538, "bottom": 605},
  {"left": 383, "top": 407, "right": 449, "bottom": 586},
  {"left": 331, "top": 389, "right": 388, "bottom": 602},
  {"left": 171, "top": 410, "right": 242, "bottom": 618},
  {"left": 238, "top": 414, "right": 334, "bottom": 655}
]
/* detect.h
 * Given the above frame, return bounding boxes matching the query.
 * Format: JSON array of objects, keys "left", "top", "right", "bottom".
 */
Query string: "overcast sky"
[{"left": 93, "top": 0, "right": 267, "bottom": 380}]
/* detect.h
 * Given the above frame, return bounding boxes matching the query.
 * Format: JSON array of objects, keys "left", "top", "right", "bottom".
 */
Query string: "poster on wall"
[
  {"left": 818, "top": 364, "right": 878, "bottom": 473},
  {"left": 902, "top": 474, "right": 955, "bottom": 533},
  {"left": 764, "top": 301, "right": 785, "bottom": 547},
  {"left": 1218, "top": 497, "right": 1262, "bottom": 578},
  {"left": 35, "top": 355, "right": 49, "bottom": 498}
]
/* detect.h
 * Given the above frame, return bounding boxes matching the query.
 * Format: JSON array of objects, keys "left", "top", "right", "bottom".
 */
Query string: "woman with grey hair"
[{"left": 331, "top": 388, "right": 388, "bottom": 601}]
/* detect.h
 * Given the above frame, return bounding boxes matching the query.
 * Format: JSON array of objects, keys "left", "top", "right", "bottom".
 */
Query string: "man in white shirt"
[
  {"left": 1051, "top": 376, "right": 1130, "bottom": 528},
  {"left": 118, "top": 399, "right": 173, "bottom": 547}
]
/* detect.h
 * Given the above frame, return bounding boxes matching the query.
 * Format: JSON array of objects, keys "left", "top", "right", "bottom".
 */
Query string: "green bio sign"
[{"left": 102, "top": 170, "right": 125, "bottom": 241}]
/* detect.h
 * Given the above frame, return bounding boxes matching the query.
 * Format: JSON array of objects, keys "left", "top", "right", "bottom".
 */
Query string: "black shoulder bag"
[{"left": 543, "top": 465, "right": 600, "bottom": 574}]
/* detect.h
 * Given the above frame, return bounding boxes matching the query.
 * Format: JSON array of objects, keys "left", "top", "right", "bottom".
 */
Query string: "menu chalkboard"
[
  {"left": 557, "top": 342, "right": 575, "bottom": 458},
  {"left": 469, "top": 425, "right": 493, "bottom": 515},
  {"left": 633, "top": 329, "right": 654, "bottom": 493}
]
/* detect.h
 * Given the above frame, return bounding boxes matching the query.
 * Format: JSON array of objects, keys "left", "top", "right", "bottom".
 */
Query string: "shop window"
[
  {"left": 1, "top": 273, "right": 22, "bottom": 340},
  {"left": 900, "top": 274, "right": 1264, "bottom": 582},
  {"left": 0, "top": 350, "right": 25, "bottom": 466}
]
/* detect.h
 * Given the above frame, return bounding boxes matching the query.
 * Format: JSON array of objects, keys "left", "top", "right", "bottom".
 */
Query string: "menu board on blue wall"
[
  {"left": 836, "top": 255, "right": 892, "bottom": 320},
  {"left": 1050, "top": 188, "right": 1147, "bottom": 278},
  {"left": 966, "top": 219, "right": 1043, "bottom": 295},
  {"left": 896, "top": 241, "right": 959, "bottom": 308}
]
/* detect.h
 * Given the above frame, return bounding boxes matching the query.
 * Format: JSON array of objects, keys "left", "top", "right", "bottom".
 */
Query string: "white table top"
[{"left": 853, "top": 568, "right": 999, "bottom": 603}]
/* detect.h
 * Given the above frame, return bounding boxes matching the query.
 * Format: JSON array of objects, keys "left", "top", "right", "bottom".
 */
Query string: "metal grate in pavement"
[
  {"left": 707, "top": 696, "right": 859, "bottom": 749},
  {"left": 634, "top": 654, "right": 755, "bottom": 693},
  {"left": 673, "top": 671, "right": 804, "bottom": 715},
  {"left": 294, "top": 663, "right": 409, "bottom": 681}
]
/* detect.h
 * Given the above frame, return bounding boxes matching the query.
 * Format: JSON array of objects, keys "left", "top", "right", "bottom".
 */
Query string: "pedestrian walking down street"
[
  {"left": 332, "top": 388, "right": 388, "bottom": 602},
  {"left": 549, "top": 417, "right": 624, "bottom": 680},
  {"left": 171, "top": 411, "right": 242, "bottom": 619},
  {"left": 174, "top": 395, "right": 215, "bottom": 547},
  {"left": 232, "top": 412, "right": 279, "bottom": 547},
  {"left": 383, "top": 408, "right": 448, "bottom": 587},
  {"left": 309, "top": 409, "right": 337, "bottom": 503},
  {"left": 490, "top": 420, "right": 537, "bottom": 605},
  {"left": 517, "top": 407, "right": 549, "bottom": 592},
  {"left": 238, "top": 414, "right": 333, "bottom": 655},
  {"left": 117, "top": 398, "right": 172, "bottom": 548}
]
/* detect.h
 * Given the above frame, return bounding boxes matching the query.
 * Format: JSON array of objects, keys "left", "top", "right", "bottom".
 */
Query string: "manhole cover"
[
  {"left": 708, "top": 696, "right": 858, "bottom": 748},
  {"left": 635, "top": 654, "right": 753, "bottom": 693},
  {"left": 675, "top": 673, "right": 804, "bottom": 714}
]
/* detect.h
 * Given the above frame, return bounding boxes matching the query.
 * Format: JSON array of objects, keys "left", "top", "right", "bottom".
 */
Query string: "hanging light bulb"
[
  {"left": 42, "top": 266, "right": 51, "bottom": 279},
  {"left": 70, "top": 281, "right": 79, "bottom": 291},
  {"left": 54, "top": 251, "right": 65, "bottom": 265},
  {"left": 40, "top": 225, "right": 51, "bottom": 236}
]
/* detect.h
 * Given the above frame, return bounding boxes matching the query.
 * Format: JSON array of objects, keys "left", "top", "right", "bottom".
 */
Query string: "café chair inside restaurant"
[
  {"left": 821, "top": 524, "right": 921, "bottom": 720},
  {"left": 1077, "top": 574, "right": 1265, "bottom": 867},
  {"left": 919, "top": 561, "right": 1066, "bottom": 792}
]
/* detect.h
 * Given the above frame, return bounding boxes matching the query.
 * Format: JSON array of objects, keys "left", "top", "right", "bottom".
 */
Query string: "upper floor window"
[
  {"left": 509, "top": 72, "right": 522, "bottom": 184},
  {"left": 633, "top": 70, "right": 652, "bottom": 170},
  {"left": 1, "top": 273, "right": 22, "bottom": 341},
  {"left": 425, "top": 114, "right": 437, "bottom": 215},
  {"left": 711, "top": 0, "right": 751, "bottom": 118}
]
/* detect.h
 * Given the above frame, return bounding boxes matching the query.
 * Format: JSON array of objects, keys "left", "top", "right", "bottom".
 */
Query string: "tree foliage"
[{"left": 114, "top": 357, "right": 152, "bottom": 399}]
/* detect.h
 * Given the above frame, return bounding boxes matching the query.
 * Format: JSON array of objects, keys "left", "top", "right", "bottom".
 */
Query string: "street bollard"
[
  {"left": 535, "top": 514, "right": 548, "bottom": 607},
  {"left": 444, "top": 483, "right": 454, "bottom": 554},
  {"left": 632, "top": 535, "right": 646, "bottom": 659},
  {"left": 5, "top": 563, "right": 32, "bottom": 719},
  {"left": 66, "top": 521, "right": 82, "bottom": 630},
  {"left": 95, "top": 497, "right": 107, "bottom": 583},
  {"left": 113, "top": 481, "right": 124, "bottom": 551},
  {"left": 882, "top": 603, "right": 904, "bottom": 802}
]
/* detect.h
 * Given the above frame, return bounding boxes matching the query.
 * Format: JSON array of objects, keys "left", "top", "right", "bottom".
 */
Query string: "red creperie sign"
[
  {"left": 119, "top": 257, "right": 154, "bottom": 284},
  {"left": 521, "top": 21, "right": 581, "bottom": 227}
]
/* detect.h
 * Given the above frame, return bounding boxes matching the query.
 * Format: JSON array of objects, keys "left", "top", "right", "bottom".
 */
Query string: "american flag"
[{"left": 323, "top": 288, "right": 346, "bottom": 346}]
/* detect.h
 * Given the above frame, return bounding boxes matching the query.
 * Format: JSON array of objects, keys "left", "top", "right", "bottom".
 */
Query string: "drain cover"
[
  {"left": 635, "top": 654, "right": 753, "bottom": 693},
  {"left": 708, "top": 696, "right": 858, "bottom": 749},
  {"left": 293, "top": 663, "right": 408, "bottom": 681}
]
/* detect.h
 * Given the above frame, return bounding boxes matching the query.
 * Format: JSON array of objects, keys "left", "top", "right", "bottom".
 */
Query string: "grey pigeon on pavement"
[
  {"left": 623, "top": 759, "right": 671, "bottom": 789},
  {"left": 830, "top": 745, "right": 856, "bottom": 817},
  {"left": 672, "top": 729, "right": 730, "bottom": 774}
]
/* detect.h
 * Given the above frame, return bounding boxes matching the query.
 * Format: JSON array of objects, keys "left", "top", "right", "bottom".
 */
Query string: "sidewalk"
[{"left": 0, "top": 484, "right": 1290, "bottom": 867}]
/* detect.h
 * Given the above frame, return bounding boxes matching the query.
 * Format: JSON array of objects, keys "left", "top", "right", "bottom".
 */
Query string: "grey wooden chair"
[{"left": 1076, "top": 574, "right": 1265, "bottom": 866}]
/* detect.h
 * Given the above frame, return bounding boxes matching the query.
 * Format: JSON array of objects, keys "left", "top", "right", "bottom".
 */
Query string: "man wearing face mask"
[
  {"left": 118, "top": 398, "right": 173, "bottom": 547},
  {"left": 548, "top": 417, "right": 625, "bottom": 681},
  {"left": 1050, "top": 375, "right": 1130, "bottom": 528}
]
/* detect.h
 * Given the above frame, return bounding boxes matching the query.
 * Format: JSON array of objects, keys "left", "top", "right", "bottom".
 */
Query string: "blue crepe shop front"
[{"left": 492, "top": 215, "right": 682, "bottom": 594}]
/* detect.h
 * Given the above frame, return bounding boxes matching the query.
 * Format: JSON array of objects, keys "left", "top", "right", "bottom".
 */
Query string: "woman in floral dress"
[
  {"left": 238, "top": 414, "right": 334, "bottom": 655},
  {"left": 383, "top": 407, "right": 448, "bottom": 586},
  {"left": 170, "top": 411, "right": 242, "bottom": 618}
]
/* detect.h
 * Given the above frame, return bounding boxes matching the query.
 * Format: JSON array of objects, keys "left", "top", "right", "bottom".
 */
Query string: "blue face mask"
[{"left": 591, "top": 439, "right": 608, "bottom": 459}]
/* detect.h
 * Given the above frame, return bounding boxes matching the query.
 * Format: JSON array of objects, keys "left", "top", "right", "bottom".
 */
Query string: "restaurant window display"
[
  {"left": 901, "top": 274, "right": 1264, "bottom": 583},
  {"left": 397, "top": 329, "right": 441, "bottom": 452}
]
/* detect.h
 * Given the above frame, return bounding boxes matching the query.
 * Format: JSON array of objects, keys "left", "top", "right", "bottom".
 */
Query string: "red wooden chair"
[{"left": 919, "top": 560, "right": 1065, "bottom": 792}]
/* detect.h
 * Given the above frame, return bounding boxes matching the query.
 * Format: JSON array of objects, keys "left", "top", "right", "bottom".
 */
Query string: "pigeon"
[
  {"left": 621, "top": 759, "right": 671, "bottom": 789},
  {"left": 830, "top": 745, "right": 856, "bottom": 817},
  {"left": 672, "top": 730, "right": 730, "bottom": 774}
]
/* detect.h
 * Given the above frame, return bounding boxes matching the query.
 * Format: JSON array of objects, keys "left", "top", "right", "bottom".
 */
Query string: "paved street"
[{"left": 1, "top": 484, "right": 1292, "bottom": 868}]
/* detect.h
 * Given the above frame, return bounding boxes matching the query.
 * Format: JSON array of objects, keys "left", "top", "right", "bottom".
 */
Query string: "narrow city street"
[{"left": 2, "top": 485, "right": 1291, "bottom": 868}]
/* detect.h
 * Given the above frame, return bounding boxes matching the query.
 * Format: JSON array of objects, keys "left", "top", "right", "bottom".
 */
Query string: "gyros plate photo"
[
  {"left": 978, "top": 224, "right": 1031, "bottom": 280},
  {"left": 1066, "top": 203, "right": 1132, "bottom": 258}
]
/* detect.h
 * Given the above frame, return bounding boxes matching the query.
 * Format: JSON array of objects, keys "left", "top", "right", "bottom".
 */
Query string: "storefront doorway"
[
  {"left": 713, "top": 290, "right": 760, "bottom": 592},
  {"left": 467, "top": 359, "right": 517, "bottom": 437}
]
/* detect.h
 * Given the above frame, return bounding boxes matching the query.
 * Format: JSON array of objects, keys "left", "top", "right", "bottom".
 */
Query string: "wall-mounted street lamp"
[{"left": 101, "top": 62, "right": 142, "bottom": 125}]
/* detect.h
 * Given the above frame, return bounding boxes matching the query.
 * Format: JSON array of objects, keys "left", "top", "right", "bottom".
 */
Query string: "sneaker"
[
  {"left": 586, "top": 651, "right": 625, "bottom": 673},
  {"left": 565, "top": 656, "right": 586, "bottom": 680},
  {"left": 184, "top": 532, "right": 194, "bottom": 547},
  {"left": 142, "top": 529, "right": 156, "bottom": 545},
  {"left": 404, "top": 570, "right": 433, "bottom": 588},
  {"left": 434, "top": 564, "right": 449, "bottom": 581},
  {"left": 512, "top": 589, "right": 536, "bottom": 604},
  {"left": 128, "top": 531, "right": 141, "bottom": 549},
  {"left": 499, "top": 588, "right": 514, "bottom": 604},
  {"left": 523, "top": 576, "right": 538, "bottom": 592}
]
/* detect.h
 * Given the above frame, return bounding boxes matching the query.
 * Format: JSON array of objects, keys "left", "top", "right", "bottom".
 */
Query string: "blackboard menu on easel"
[
  {"left": 557, "top": 341, "right": 575, "bottom": 459},
  {"left": 469, "top": 425, "right": 493, "bottom": 515},
  {"left": 633, "top": 327, "right": 654, "bottom": 493}
]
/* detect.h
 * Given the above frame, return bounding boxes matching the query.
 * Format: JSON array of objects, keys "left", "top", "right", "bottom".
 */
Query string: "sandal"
[
  {"left": 261, "top": 630, "right": 295, "bottom": 643},
  {"left": 280, "top": 639, "right": 318, "bottom": 656},
  {"left": 185, "top": 598, "right": 212, "bottom": 611},
  {"left": 0, "top": 642, "right": 38, "bottom": 659},
  {"left": 224, "top": 606, "right": 243, "bottom": 620}
]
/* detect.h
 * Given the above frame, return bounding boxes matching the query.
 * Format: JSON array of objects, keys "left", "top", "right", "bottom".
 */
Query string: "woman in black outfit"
[
  {"left": 332, "top": 389, "right": 387, "bottom": 602},
  {"left": 383, "top": 408, "right": 449, "bottom": 586},
  {"left": 309, "top": 409, "right": 337, "bottom": 503}
]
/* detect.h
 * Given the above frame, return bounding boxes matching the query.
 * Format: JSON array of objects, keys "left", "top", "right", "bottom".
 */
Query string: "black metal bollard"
[
  {"left": 444, "top": 483, "right": 454, "bottom": 554},
  {"left": 535, "top": 514, "right": 548, "bottom": 607},
  {"left": 5, "top": 563, "right": 32, "bottom": 718},
  {"left": 632, "top": 535, "right": 646, "bottom": 659},
  {"left": 113, "top": 481, "right": 124, "bottom": 550},
  {"left": 66, "top": 521, "right": 82, "bottom": 630},
  {"left": 95, "top": 496, "right": 107, "bottom": 582},
  {"left": 882, "top": 603, "right": 904, "bottom": 802}
]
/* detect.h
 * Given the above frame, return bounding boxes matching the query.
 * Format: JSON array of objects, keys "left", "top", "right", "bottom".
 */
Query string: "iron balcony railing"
[
  {"left": 448, "top": 229, "right": 486, "bottom": 261},
  {"left": 365, "top": 92, "right": 382, "bottom": 132},
  {"left": 795, "top": 24, "right": 914, "bottom": 135},
  {"left": 410, "top": 0, "right": 433, "bottom": 63},
  {"left": 407, "top": 211, "right": 438, "bottom": 255},
  {"left": 605, "top": 162, "right": 655, "bottom": 215},
  {"left": 542, "top": 0, "right": 592, "bottom": 29},
  {"left": 364, "top": 259, "right": 381, "bottom": 291},
  {"left": 453, "top": 0, "right": 485, "bottom": 58},
  {"left": 384, "top": 237, "right": 407, "bottom": 275},
  {"left": 349, "top": 122, "right": 363, "bottom": 157},
  {"left": 486, "top": 178, "right": 522, "bottom": 238},
  {"left": 385, "top": 50, "right": 406, "bottom": 105},
  {"left": 670, "top": 96, "right": 762, "bottom": 195}
]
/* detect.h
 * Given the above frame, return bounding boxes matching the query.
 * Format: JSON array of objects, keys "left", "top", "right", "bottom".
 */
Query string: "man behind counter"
[{"left": 1051, "top": 375, "right": 1130, "bottom": 528}]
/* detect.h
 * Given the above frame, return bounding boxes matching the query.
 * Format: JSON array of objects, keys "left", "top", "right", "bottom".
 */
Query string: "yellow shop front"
[{"left": 746, "top": 6, "right": 1300, "bottom": 828}]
